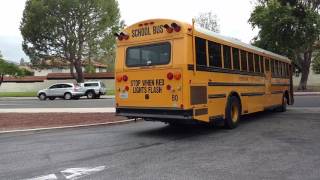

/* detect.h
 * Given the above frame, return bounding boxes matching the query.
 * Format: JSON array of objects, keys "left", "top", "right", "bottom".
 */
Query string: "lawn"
[{"left": 0, "top": 92, "right": 37, "bottom": 97}]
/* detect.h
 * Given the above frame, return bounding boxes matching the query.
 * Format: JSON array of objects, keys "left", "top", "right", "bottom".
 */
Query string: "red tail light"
[
  {"left": 167, "top": 72, "right": 174, "bottom": 80},
  {"left": 166, "top": 85, "right": 172, "bottom": 91},
  {"left": 116, "top": 75, "right": 123, "bottom": 82},
  {"left": 171, "top": 23, "right": 181, "bottom": 32},
  {"left": 123, "top": 75, "right": 128, "bottom": 82},
  {"left": 164, "top": 24, "right": 173, "bottom": 33},
  {"left": 125, "top": 86, "right": 129, "bottom": 91},
  {"left": 174, "top": 72, "right": 181, "bottom": 80}
]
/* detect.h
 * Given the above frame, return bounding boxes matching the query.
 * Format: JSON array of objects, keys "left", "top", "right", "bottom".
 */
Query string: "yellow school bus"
[{"left": 115, "top": 19, "right": 294, "bottom": 129}]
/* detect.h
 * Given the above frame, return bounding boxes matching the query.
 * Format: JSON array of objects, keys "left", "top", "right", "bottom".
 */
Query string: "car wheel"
[
  {"left": 49, "top": 97, "right": 56, "bottom": 100},
  {"left": 224, "top": 96, "right": 241, "bottom": 129},
  {"left": 64, "top": 93, "right": 72, "bottom": 100},
  {"left": 38, "top": 93, "right": 47, "bottom": 101},
  {"left": 86, "top": 91, "right": 95, "bottom": 99}
]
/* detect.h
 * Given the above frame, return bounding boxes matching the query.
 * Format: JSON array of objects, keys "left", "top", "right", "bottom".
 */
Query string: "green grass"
[
  {"left": 106, "top": 89, "right": 115, "bottom": 95},
  {"left": 0, "top": 92, "right": 37, "bottom": 97}
]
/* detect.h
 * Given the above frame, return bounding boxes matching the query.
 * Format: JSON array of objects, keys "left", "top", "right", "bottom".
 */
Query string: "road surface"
[
  {"left": 0, "top": 95, "right": 319, "bottom": 109},
  {"left": 0, "top": 96, "right": 319, "bottom": 179}
]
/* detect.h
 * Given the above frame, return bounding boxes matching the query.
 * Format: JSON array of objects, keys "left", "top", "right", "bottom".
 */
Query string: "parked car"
[
  {"left": 80, "top": 81, "right": 107, "bottom": 99},
  {"left": 37, "top": 83, "right": 85, "bottom": 100}
]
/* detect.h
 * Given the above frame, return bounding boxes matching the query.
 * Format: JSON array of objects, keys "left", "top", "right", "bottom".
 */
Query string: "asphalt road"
[
  {"left": 0, "top": 97, "right": 319, "bottom": 179},
  {"left": 0, "top": 97, "right": 115, "bottom": 109},
  {"left": 0, "top": 95, "right": 319, "bottom": 109}
]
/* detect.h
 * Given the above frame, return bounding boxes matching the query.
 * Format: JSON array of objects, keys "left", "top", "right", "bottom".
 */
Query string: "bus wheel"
[
  {"left": 276, "top": 95, "right": 287, "bottom": 112},
  {"left": 224, "top": 96, "right": 241, "bottom": 129}
]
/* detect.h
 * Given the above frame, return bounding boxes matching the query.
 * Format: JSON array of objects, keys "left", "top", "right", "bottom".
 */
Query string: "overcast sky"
[{"left": 0, "top": 0, "right": 258, "bottom": 62}]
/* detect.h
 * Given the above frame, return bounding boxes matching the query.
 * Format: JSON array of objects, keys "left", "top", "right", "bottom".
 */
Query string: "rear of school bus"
[{"left": 115, "top": 19, "right": 195, "bottom": 123}]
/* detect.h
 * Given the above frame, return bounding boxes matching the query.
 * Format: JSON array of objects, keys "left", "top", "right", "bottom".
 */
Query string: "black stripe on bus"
[
  {"left": 241, "top": 92, "right": 265, "bottom": 97},
  {"left": 188, "top": 64, "right": 265, "bottom": 77},
  {"left": 271, "top": 91, "right": 283, "bottom": 94},
  {"left": 208, "top": 82, "right": 265, "bottom": 87},
  {"left": 208, "top": 94, "right": 226, "bottom": 99},
  {"left": 271, "top": 83, "right": 290, "bottom": 86},
  {"left": 194, "top": 108, "right": 208, "bottom": 116}
]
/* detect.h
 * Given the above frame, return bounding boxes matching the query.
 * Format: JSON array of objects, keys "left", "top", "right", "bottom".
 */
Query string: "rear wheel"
[
  {"left": 224, "top": 96, "right": 241, "bottom": 129},
  {"left": 86, "top": 91, "right": 95, "bottom": 99},
  {"left": 64, "top": 93, "right": 72, "bottom": 100},
  {"left": 276, "top": 94, "right": 287, "bottom": 112},
  {"left": 38, "top": 93, "right": 47, "bottom": 101}
]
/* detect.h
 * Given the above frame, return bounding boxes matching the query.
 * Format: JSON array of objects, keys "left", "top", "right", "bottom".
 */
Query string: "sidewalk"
[{"left": 294, "top": 92, "right": 320, "bottom": 96}]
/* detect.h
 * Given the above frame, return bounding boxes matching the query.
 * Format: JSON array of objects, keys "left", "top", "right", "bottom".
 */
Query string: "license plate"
[{"left": 120, "top": 92, "right": 128, "bottom": 99}]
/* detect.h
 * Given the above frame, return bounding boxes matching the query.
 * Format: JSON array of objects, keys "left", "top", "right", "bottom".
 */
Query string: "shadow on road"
[{"left": 133, "top": 110, "right": 280, "bottom": 140}]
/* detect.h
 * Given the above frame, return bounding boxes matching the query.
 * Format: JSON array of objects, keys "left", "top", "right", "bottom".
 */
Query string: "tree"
[
  {"left": 195, "top": 12, "right": 220, "bottom": 32},
  {"left": 249, "top": 0, "right": 320, "bottom": 90},
  {"left": 20, "top": 0, "right": 123, "bottom": 83},
  {"left": 0, "top": 52, "right": 30, "bottom": 87}
]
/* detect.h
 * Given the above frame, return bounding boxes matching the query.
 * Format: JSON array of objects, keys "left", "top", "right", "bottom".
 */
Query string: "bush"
[{"left": 312, "top": 53, "right": 320, "bottom": 74}]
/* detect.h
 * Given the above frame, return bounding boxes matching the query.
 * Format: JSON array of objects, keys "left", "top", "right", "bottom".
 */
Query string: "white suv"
[
  {"left": 81, "top": 81, "right": 107, "bottom": 99},
  {"left": 37, "top": 83, "right": 85, "bottom": 100}
]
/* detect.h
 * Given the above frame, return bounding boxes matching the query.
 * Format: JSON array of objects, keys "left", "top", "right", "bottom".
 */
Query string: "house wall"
[
  {"left": 0, "top": 79, "right": 115, "bottom": 93},
  {"left": 34, "top": 67, "right": 107, "bottom": 76},
  {"left": 293, "top": 70, "right": 320, "bottom": 87}
]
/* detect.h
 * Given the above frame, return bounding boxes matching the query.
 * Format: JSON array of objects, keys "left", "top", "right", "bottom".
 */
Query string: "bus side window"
[
  {"left": 260, "top": 56, "right": 264, "bottom": 73},
  {"left": 232, "top": 48, "right": 240, "bottom": 70},
  {"left": 275, "top": 60, "right": 279, "bottom": 77},
  {"left": 265, "top": 58, "right": 270, "bottom": 72},
  {"left": 195, "top": 37, "right": 207, "bottom": 66},
  {"left": 271, "top": 59, "right": 275, "bottom": 76},
  {"left": 248, "top": 52, "right": 254, "bottom": 72},
  {"left": 223, "top": 45, "right": 231, "bottom": 69},
  {"left": 254, "top": 54, "right": 260, "bottom": 73},
  {"left": 240, "top": 50, "right": 248, "bottom": 71},
  {"left": 208, "top": 41, "right": 222, "bottom": 68}
]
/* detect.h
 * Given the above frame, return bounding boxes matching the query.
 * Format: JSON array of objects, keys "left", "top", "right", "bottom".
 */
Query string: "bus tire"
[
  {"left": 224, "top": 96, "right": 241, "bottom": 129},
  {"left": 276, "top": 95, "right": 287, "bottom": 112}
]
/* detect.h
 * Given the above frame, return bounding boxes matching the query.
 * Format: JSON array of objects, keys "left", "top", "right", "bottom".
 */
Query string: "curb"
[
  {"left": 294, "top": 92, "right": 320, "bottom": 96},
  {"left": 0, "top": 119, "right": 138, "bottom": 134}
]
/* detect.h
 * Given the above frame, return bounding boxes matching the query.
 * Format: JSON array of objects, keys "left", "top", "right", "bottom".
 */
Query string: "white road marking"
[
  {"left": 0, "top": 108, "right": 115, "bottom": 113},
  {"left": 25, "top": 174, "right": 58, "bottom": 180},
  {"left": 61, "top": 166, "right": 106, "bottom": 180},
  {"left": 0, "top": 119, "right": 136, "bottom": 134}
]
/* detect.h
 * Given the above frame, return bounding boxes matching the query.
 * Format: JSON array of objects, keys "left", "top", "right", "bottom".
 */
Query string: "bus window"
[
  {"left": 275, "top": 60, "right": 279, "bottom": 77},
  {"left": 196, "top": 37, "right": 207, "bottom": 66},
  {"left": 223, "top": 45, "right": 231, "bottom": 69},
  {"left": 232, "top": 48, "right": 240, "bottom": 70},
  {"left": 265, "top": 58, "right": 270, "bottom": 72},
  {"left": 260, "top": 56, "right": 264, "bottom": 73},
  {"left": 126, "top": 42, "right": 171, "bottom": 67},
  {"left": 254, "top": 54, "right": 260, "bottom": 73},
  {"left": 208, "top": 41, "right": 222, "bottom": 68},
  {"left": 240, "top": 50, "right": 247, "bottom": 71},
  {"left": 271, "top": 59, "right": 275, "bottom": 76},
  {"left": 248, "top": 52, "right": 254, "bottom": 72}
]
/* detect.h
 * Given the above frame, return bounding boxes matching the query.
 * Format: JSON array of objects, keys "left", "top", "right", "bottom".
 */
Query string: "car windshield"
[{"left": 126, "top": 42, "right": 171, "bottom": 67}]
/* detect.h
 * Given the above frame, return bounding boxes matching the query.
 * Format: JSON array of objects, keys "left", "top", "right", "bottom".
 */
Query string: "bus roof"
[
  {"left": 195, "top": 27, "right": 291, "bottom": 63},
  {"left": 121, "top": 18, "right": 291, "bottom": 63}
]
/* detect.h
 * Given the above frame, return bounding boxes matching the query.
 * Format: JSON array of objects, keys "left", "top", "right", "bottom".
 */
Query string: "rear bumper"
[{"left": 116, "top": 107, "right": 193, "bottom": 120}]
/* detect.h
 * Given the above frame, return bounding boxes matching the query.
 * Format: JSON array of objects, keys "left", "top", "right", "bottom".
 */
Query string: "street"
[
  {"left": 0, "top": 96, "right": 319, "bottom": 179},
  {"left": 0, "top": 97, "right": 115, "bottom": 109},
  {"left": 0, "top": 95, "right": 318, "bottom": 109}
]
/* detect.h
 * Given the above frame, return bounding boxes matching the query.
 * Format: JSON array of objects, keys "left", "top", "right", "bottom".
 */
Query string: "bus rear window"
[{"left": 126, "top": 42, "right": 171, "bottom": 67}]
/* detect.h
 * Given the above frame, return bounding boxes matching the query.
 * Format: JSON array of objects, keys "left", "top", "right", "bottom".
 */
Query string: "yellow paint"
[{"left": 115, "top": 19, "right": 292, "bottom": 123}]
